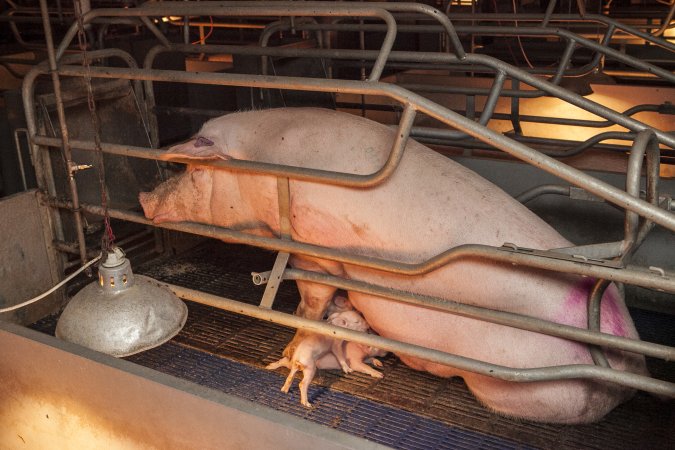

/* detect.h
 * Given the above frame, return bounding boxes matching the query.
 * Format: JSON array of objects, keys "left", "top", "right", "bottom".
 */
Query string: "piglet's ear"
[{"left": 162, "top": 136, "right": 232, "bottom": 161}]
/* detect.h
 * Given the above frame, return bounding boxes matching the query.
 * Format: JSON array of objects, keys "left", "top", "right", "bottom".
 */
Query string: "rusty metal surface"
[
  {"left": 0, "top": 190, "right": 63, "bottom": 324},
  {"left": 0, "top": 321, "right": 384, "bottom": 450}
]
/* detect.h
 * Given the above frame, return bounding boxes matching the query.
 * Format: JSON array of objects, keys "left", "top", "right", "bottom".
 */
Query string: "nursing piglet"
[{"left": 266, "top": 310, "right": 364, "bottom": 407}]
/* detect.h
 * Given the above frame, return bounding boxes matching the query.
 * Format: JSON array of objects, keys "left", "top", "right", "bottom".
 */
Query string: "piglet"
[
  {"left": 324, "top": 294, "right": 353, "bottom": 318},
  {"left": 316, "top": 310, "right": 387, "bottom": 379},
  {"left": 266, "top": 310, "right": 360, "bottom": 407}
]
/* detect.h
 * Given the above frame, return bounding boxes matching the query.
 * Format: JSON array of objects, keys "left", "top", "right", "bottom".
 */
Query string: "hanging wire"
[
  {"left": 73, "top": 0, "right": 115, "bottom": 254},
  {"left": 0, "top": 254, "right": 102, "bottom": 313},
  {"left": 192, "top": 16, "right": 215, "bottom": 44}
]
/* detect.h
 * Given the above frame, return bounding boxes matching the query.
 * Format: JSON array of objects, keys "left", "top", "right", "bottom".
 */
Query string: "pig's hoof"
[
  {"left": 281, "top": 385, "right": 291, "bottom": 394},
  {"left": 341, "top": 365, "right": 353, "bottom": 374},
  {"left": 372, "top": 358, "right": 383, "bottom": 368},
  {"left": 301, "top": 401, "right": 313, "bottom": 408},
  {"left": 370, "top": 370, "right": 384, "bottom": 379}
]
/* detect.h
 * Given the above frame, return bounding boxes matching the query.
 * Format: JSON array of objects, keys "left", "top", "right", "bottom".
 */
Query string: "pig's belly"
[{"left": 342, "top": 261, "right": 644, "bottom": 423}]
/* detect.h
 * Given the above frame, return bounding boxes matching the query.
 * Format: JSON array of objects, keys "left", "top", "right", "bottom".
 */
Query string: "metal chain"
[{"left": 73, "top": 0, "right": 115, "bottom": 254}]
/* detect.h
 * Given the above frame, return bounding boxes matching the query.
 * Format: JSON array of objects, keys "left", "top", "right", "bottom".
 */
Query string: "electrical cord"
[{"left": 0, "top": 254, "right": 102, "bottom": 314}]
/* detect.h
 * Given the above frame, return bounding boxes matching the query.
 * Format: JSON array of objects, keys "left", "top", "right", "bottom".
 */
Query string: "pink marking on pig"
[
  {"left": 562, "top": 278, "right": 626, "bottom": 337},
  {"left": 194, "top": 136, "right": 214, "bottom": 147}
]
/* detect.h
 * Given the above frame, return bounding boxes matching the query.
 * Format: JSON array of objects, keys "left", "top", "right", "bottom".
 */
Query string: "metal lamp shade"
[{"left": 56, "top": 248, "right": 187, "bottom": 357}]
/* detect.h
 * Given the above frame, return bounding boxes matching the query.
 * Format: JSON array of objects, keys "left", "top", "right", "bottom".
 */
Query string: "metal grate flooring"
[{"left": 32, "top": 241, "right": 674, "bottom": 449}]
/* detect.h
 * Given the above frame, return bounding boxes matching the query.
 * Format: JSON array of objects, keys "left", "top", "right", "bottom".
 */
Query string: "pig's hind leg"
[
  {"left": 298, "top": 361, "right": 318, "bottom": 408},
  {"left": 265, "top": 356, "right": 291, "bottom": 371},
  {"left": 281, "top": 362, "right": 300, "bottom": 394}
]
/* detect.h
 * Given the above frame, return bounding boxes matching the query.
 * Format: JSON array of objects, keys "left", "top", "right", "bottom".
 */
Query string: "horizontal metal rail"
[
  {"left": 43, "top": 196, "right": 675, "bottom": 293},
  {"left": 136, "top": 43, "right": 675, "bottom": 136},
  {"left": 249, "top": 18, "right": 672, "bottom": 81},
  {"left": 445, "top": 13, "right": 675, "bottom": 52},
  {"left": 168, "top": 282, "right": 675, "bottom": 398},
  {"left": 28, "top": 66, "right": 675, "bottom": 232},
  {"left": 250, "top": 267, "right": 675, "bottom": 361}
]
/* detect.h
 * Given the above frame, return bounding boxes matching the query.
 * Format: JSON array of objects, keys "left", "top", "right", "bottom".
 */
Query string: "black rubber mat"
[{"left": 31, "top": 240, "right": 674, "bottom": 449}]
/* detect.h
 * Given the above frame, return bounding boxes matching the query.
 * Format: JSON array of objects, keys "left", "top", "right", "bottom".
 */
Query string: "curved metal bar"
[
  {"left": 259, "top": 18, "right": 324, "bottom": 76},
  {"left": 587, "top": 130, "right": 661, "bottom": 367},
  {"left": 58, "top": 3, "right": 399, "bottom": 83},
  {"left": 168, "top": 283, "right": 675, "bottom": 397},
  {"left": 131, "top": 43, "right": 674, "bottom": 148},
  {"left": 29, "top": 66, "right": 675, "bottom": 231},
  {"left": 268, "top": 267, "right": 675, "bottom": 361},
  {"left": 516, "top": 184, "right": 571, "bottom": 203},
  {"left": 43, "top": 196, "right": 675, "bottom": 293},
  {"left": 652, "top": 1, "right": 675, "bottom": 37},
  {"left": 446, "top": 13, "right": 675, "bottom": 51}
]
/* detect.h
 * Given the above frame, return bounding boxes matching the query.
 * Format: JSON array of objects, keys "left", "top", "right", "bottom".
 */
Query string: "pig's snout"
[{"left": 139, "top": 191, "right": 158, "bottom": 221}]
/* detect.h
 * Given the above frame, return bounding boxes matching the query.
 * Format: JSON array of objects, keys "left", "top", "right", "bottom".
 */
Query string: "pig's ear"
[
  {"left": 163, "top": 136, "right": 232, "bottom": 161},
  {"left": 329, "top": 315, "right": 348, "bottom": 328}
]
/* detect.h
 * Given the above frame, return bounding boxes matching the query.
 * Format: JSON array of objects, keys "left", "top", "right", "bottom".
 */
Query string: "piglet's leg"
[
  {"left": 265, "top": 357, "right": 291, "bottom": 371},
  {"left": 350, "top": 359, "right": 384, "bottom": 379},
  {"left": 281, "top": 363, "right": 300, "bottom": 394},
  {"left": 332, "top": 340, "right": 352, "bottom": 374},
  {"left": 298, "top": 363, "right": 317, "bottom": 408}
]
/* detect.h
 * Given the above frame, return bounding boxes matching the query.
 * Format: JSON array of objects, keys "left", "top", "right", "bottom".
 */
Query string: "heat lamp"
[{"left": 56, "top": 247, "right": 187, "bottom": 357}]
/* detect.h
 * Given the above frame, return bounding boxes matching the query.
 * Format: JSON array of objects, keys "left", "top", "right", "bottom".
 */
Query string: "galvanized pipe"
[
  {"left": 253, "top": 267, "right": 675, "bottom": 361},
  {"left": 167, "top": 283, "right": 675, "bottom": 397},
  {"left": 36, "top": 65, "right": 675, "bottom": 232},
  {"left": 37, "top": 0, "right": 89, "bottom": 272},
  {"left": 446, "top": 13, "right": 675, "bottom": 51},
  {"left": 133, "top": 44, "right": 674, "bottom": 149},
  {"left": 57, "top": 3, "right": 400, "bottom": 82},
  {"left": 244, "top": 19, "right": 671, "bottom": 80},
  {"left": 43, "top": 196, "right": 675, "bottom": 293},
  {"left": 516, "top": 184, "right": 571, "bottom": 203}
]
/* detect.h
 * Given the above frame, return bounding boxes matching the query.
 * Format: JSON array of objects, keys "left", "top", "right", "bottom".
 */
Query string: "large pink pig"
[{"left": 139, "top": 108, "right": 647, "bottom": 423}]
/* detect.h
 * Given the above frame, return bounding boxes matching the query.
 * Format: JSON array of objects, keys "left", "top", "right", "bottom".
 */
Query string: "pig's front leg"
[
  {"left": 331, "top": 340, "right": 352, "bottom": 374},
  {"left": 290, "top": 256, "right": 344, "bottom": 320}
]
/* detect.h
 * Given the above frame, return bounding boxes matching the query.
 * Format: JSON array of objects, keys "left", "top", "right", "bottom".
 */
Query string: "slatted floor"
[{"left": 32, "top": 240, "right": 674, "bottom": 449}]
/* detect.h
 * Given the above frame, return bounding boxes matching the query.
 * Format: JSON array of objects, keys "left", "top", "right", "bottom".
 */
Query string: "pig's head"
[
  {"left": 327, "top": 310, "right": 371, "bottom": 333},
  {"left": 139, "top": 166, "right": 215, "bottom": 224},
  {"left": 140, "top": 125, "right": 233, "bottom": 224}
]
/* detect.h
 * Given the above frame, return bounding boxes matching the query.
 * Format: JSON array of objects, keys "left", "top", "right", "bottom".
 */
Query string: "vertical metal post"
[
  {"left": 541, "top": 0, "right": 558, "bottom": 28},
  {"left": 38, "top": 0, "right": 89, "bottom": 270}
]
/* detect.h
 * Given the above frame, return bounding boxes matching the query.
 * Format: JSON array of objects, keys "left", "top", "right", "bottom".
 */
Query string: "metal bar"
[
  {"left": 230, "top": 19, "right": 672, "bottom": 77},
  {"left": 541, "top": 0, "right": 558, "bottom": 28},
  {"left": 652, "top": 1, "right": 675, "bottom": 37},
  {"left": 259, "top": 251, "right": 290, "bottom": 309},
  {"left": 516, "top": 184, "right": 571, "bottom": 203},
  {"left": 446, "top": 13, "right": 675, "bottom": 51},
  {"left": 13, "top": 128, "right": 29, "bottom": 191},
  {"left": 27, "top": 67, "right": 675, "bottom": 230},
  {"left": 43, "top": 197, "right": 675, "bottom": 293},
  {"left": 168, "top": 283, "right": 675, "bottom": 397},
  {"left": 259, "top": 267, "right": 675, "bottom": 361},
  {"left": 38, "top": 0, "right": 89, "bottom": 272},
  {"left": 476, "top": 70, "right": 505, "bottom": 125},
  {"left": 550, "top": 39, "right": 578, "bottom": 85}
]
